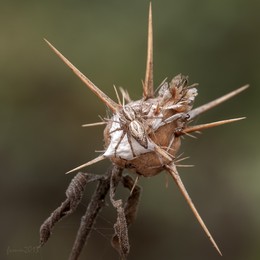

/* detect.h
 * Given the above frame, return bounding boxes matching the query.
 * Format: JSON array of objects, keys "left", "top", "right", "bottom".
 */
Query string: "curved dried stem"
[
  {"left": 69, "top": 168, "right": 113, "bottom": 260},
  {"left": 165, "top": 163, "right": 222, "bottom": 256},
  {"left": 44, "top": 39, "right": 120, "bottom": 112},
  {"left": 143, "top": 2, "right": 154, "bottom": 99},
  {"left": 109, "top": 166, "right": 129, "bottom": 259},
  {"left": 39, "top": 172, "right": 103, "bottom": 247},
  {"left": 188, "top": 85, "right": 249, "bottom": 120}
]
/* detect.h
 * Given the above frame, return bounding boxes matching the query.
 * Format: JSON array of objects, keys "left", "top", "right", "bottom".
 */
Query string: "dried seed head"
[
  {"left": 45, "top": 3, "right": 248, "bottom": 256},
  {"left": 103, "top": 75, "right": 196, "bottom": 176}
]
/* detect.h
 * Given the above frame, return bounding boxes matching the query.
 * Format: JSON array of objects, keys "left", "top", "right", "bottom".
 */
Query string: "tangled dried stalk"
[
  {"left": 39, "top": 172, "right": 103, "bottom": 246},
  {"left": 40, "top": 165, "right": 140, "bottom": 260},
  {"left": 40, "top": 3, "right": 248, "bottom": 259}
]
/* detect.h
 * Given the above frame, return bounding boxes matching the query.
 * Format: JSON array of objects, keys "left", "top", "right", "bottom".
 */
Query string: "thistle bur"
[{"left": 43, "top": 3, "right": 248, "bottom": 257}]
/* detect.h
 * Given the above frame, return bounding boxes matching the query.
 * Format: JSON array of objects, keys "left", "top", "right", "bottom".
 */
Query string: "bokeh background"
[{"left": 1, "top": 1, "right": 259, "bottom": 259}]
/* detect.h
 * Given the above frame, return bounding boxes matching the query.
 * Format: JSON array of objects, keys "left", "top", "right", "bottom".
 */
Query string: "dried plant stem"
[
  {"left": 165, "top": 163, "right": 222, "bottom": 256},
  {"left": 69, "top": 166, "right": 119, "bottom": 260},
  {"left": 121, "top": 175, "right": 141, "bottom": 229},
  {"left": 108, "top": 168, "right": 141, "bottom": 260},
  {"left": 110, "top": 166, "right": 129, "bottom": 259},
  {"left": 39, "top": 173, "right": 102, "bottom": 246}
]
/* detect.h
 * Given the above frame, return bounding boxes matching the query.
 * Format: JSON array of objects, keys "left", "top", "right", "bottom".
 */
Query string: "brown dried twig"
[
  {"left": 69, "top": 167, "right": 115, "bottom": 260},
  {"left": 109, "top": 166, "right": 129, "bottom": 259},
  {"left": 109, "top": 167, "right": 141, "bottom": 259},
  {"left": 39, "top": 172, "right": 102, "bottom": 246},
  {"left": 40, "top": 165, "right": 141, "bottom": 260}
]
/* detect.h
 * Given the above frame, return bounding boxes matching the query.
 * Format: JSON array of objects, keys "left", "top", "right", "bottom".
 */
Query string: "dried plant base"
[
  {"left": 39, "top": 172, "right": 103, "bottom": 246},
  {"left": 40, "top": 165, "right": 140, "bottom": 260}
]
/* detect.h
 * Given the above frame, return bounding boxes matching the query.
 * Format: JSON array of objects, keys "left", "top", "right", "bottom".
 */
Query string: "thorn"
[
  {"left": 154, "top": 77, "right": 168, "bottom": 93},
  {"left": 183, "top": 117, "right": 246, "bottom": 134},
  {"left": 165, "top": 163, "right": 222, "bottom": 256},
  {"left": 130, "top": 176, "right": 139, "bottom": 195},
  {"left": 113, "top": 85, "right": 122, "bottom": 106},
  {"left": 143, "top": 2, "right": 154, "bottom": 99},
  {"left": 66, "top": 155, "right": 106, "bottom": 174},
  {"left": 154, "top": 144, "right": 174, "bottom": 162},
  {"left": 182, "top": 132, "right": 198, "bottom": 139},
  {"left": 189, "top": 85, "right": 249, "bottom": 120},
  {"left": 119, "top": 87, "right": 132, "bottom": 104},
  {"left": 174, "top": 156, "right": 190, "bottom": 163},
  {"left": 81, "top": 122, "right": 107, "bottom": 127},
  {"left": 176, "top": 164, "right": 194, "bottom": 168},
  {"left": 44, "top": 38, "right": 120, "bottom": 112}
]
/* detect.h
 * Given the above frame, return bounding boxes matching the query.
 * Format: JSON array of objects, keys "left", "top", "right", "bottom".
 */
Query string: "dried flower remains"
[{"left": 40, "top": 3, "right": 248, "bottom": 259}]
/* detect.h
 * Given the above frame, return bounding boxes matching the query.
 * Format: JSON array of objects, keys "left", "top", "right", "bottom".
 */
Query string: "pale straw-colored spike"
[
  {"left": 82, "top": 121, "right": 107, "bottom": 127},
  {"left": 174, "top": 156, "right": 190, "bottom": 163},
  {"left": 165, "top": 163, "right": 222, "bottom": 256},
  {"left": 182, "top": 132, "right": 198, "bottom": 139},
  {"left": 155, "top": 77, "right": 168, "bottom": 93},
  {"left": 183, "top": 117, "right": 245, "bottom": 134},
  {"left": 154, "top": 144, "right": 174, "bottom": 162},
  {"left": 94, "top": 150, "right": 106, "bottom": 153},
  {"left": 130, "top": 176, "right": 139, "bottom": 195},
  {"left": 189, "top": 85, "right": 249, "bottom": 120},
  {"left": 66, "top": 155, "right": 106, "bottom": 174},
  {"left": 119, "top": 87, "right": 132, "bottom": 104},
  {"left": 113, "top": 85, "right": 122, "bottom": 105},
  {"left": 143, "top": 2, "right": 154, "bottom": 99},
  {"left": 44, "top": 39, "right": 120, "bottom": 112},
  {"left": 166, "top": 134, "right": 175, "bottom": 152},
  {"left": 175, "top": 152, "right": 185, "bottom": 159}
]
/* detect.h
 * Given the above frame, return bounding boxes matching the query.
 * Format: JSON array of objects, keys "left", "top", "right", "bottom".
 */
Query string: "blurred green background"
[{"left": 1, "top": 0, "right": 259, "bottom": 259}]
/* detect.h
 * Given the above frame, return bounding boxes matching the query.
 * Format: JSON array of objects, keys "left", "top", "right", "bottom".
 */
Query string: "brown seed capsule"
[{"left": 103, "top": 78, "right": 193, "bottom": 177}]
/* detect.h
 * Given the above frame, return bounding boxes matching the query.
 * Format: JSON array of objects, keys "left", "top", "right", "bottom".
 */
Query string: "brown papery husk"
[{"left": 104, "top": 107, "right": 182, "bottom": 177}]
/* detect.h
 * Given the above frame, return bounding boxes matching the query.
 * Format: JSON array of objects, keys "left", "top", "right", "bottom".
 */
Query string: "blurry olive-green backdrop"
[{"left": 1, "top": 1, "right": 259, "bottom": 259}]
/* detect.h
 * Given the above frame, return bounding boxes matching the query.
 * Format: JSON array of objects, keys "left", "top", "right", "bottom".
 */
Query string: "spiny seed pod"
[
  {"left": 44, "top": 3, "right": 248, "bottom": 256},
  {"left": 103, "top": 74, "right": 195, "bottom": 177}
]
